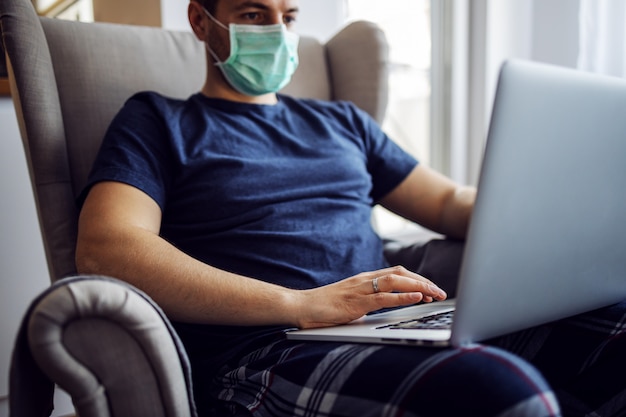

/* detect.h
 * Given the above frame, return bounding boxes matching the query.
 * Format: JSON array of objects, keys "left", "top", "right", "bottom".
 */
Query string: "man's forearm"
[
  {"left": 438, "top": 185, "right": 476, "bottom": 240},
  {"left": 76, "top": 226, "right": 299, "bottom": 326}
]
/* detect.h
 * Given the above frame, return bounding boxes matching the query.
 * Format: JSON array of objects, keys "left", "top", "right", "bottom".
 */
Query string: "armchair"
[{"left": 1, "top": 0, "right": 390, "bottom": 415}]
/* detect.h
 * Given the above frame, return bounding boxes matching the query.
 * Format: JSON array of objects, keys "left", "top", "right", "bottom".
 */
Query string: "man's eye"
[
  {"left": 242, "top": 12, "right": 260, "bottom": 22},
  {"left": 284, "top": 15, "right": 297, "bottom": 25}
]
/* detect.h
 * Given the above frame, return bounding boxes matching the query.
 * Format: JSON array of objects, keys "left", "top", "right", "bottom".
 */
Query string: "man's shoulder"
[
  {"left": 113, "top": 91, "right": 205, "bottom": 129},
  {"left": 124, "top": 91, "right": 193, "bottom": 111}
]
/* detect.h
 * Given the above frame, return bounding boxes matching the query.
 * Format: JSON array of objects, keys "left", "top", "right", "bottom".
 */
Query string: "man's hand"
[{"left": 292, "top": 266, "right": 447, "bottom": 329}]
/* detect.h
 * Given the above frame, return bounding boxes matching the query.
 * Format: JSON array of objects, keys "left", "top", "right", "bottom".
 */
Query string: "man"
[{"left": 76, "top": 0, "right": 626, "bottom": 416}]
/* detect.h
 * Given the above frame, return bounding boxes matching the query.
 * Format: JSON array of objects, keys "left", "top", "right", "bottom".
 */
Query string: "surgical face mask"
[{"left": 203, "top": 8, "right": 300, "bottom": 96}]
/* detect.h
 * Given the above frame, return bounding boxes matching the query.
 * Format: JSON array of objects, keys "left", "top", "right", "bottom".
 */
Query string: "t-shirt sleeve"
[
  {"left": 349, "top": 104, "right": 419, "bottom": 202},
  {"left": 77, "top": 93, "right": 173, "bottom": 210}
]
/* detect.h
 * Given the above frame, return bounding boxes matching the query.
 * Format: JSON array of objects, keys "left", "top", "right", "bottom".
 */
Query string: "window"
[{"left": 344, "top": 0, "right": 433, "bottom": 237}]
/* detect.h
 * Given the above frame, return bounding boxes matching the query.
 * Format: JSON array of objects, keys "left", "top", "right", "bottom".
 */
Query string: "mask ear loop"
[
  {"left": 204, "top": 42, "right": 223, "bottom": 66},
  {"left": 201, "top": 7, "right": 230, "bottom": 66},
  {"left": 201, "top": 6, "right": 245, "bottom": 92},
  {"left": 202, "top": 7, "right": 229, "bottom": 31}
]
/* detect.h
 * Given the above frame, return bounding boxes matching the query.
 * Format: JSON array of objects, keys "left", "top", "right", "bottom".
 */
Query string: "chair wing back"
[{"left": 1, "top": 0, "right": 389, "bottom": 283}]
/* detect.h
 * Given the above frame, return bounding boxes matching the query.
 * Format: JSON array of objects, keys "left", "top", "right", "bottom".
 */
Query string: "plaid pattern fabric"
[
  {"left": 198, "top": 302, "right": 626, "bottom": 417},
  {"left": 206, "top": 336, "right": 558, "bottom": 416},
  {"left": 493, "top": 300, "right": 626, "bottom": 416}
]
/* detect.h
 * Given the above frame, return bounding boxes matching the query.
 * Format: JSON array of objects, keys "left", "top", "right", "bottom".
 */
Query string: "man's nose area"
[{"left": 267, "top": 13, "right": 283, "bottom": 25}]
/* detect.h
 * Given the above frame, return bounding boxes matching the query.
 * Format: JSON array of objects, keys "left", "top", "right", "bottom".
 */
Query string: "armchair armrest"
[{"left": 10, "top": 276, "right": 197, "bottom": 417}]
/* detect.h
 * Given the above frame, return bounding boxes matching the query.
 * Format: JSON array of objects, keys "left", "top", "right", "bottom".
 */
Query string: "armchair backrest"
[{"left": 1, "top": 0, "right": 389, "bottom": 282}]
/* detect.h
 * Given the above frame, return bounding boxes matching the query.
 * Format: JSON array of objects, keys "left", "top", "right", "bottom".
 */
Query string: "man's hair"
[{"left": 195, "top": 0, "right": 218, "bottom": 14}]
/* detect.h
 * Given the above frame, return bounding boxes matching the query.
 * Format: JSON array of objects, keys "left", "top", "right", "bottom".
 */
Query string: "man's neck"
[{"left": 200, "top": 78, "right": 278, "bottom": 105}]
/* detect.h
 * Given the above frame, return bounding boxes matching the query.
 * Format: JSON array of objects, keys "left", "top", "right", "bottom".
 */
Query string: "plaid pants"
[
  {"left": 198, "top": 301, "right": 626, "bottom": 417},
  {"left": 185, "top": 240, "right": 625, "bottom": 416}
]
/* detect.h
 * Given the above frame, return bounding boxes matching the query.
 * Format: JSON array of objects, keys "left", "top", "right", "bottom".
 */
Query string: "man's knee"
[{"left": 403, "top": 345, "right": 560, "bottom": 417}]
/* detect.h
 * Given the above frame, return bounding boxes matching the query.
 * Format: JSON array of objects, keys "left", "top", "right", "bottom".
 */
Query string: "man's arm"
[
  {"left": 380, "top": 164, "right": 476, "bottom": 239},
  {"left": 76, "top": 181, "right": 301, "bottom": 325},
  {"left": 76, "top": 181, "right": 447, "bottom": 328}
]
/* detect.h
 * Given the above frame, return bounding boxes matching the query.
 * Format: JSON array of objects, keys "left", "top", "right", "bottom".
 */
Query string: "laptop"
[{"left": 287, "top": 59, "right": 626, "bottom": 347}]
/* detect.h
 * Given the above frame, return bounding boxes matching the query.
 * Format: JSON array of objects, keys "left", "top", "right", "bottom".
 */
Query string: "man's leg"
[
  {"left": 492, "top": 301, "right": 626, "bottom": 416},
  {"left": 207, "top": 333, "right": 560, "bottom": 417},
  {"left": 386, "top": 236, "right": 626, "bottom": 415}
]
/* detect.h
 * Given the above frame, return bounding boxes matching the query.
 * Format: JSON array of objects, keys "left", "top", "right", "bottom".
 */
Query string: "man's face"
[{"left": 208, "top": 0, "right": 299, "bottom": 61}]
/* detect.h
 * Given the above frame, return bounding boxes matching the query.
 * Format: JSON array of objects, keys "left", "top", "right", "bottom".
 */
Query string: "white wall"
[
  {"left": 464, "top": 0, "right": 580, "bottom": 184},
  {"left": 160, "top": 0, "right": 190, "bottom": 31},
  {"left": 293, "top": 0, "right": 346, "bottom": 41},
  {"left": 532, "top": 0, "right": 580, "bottom": 68},
  {"left": 486, "top": 0, "right": 580, "bottom": 111},
  {"left": 160, "top": 0, "right": 345, "bottom": 40}
]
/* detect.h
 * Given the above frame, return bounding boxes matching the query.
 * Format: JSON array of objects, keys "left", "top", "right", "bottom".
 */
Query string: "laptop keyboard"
[{"left": 376, "top": 310, "right": 455, "bottom": 330}]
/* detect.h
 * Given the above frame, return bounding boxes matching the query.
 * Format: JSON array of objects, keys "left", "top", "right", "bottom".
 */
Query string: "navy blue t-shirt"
[
  {"left": 86, "top": 92, "right": 418, "bottom": 289},
  {"left": 83, "top": 92, "right": 418, "bottom": 364}
]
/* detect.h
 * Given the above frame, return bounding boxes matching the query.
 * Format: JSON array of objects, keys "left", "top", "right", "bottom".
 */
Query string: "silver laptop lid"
[{"left": 451, "top": 60, "right": 626, "bottom": 346}]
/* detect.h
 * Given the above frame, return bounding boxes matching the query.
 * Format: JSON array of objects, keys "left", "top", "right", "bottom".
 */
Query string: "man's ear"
[{"left": 188, "top": 1, "right": 209, "bottom": 41}]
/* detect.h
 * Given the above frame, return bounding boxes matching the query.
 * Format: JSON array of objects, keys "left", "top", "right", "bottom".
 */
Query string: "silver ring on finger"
[{"left": 372, "top": 277, "right": 380, "bottom": 293}]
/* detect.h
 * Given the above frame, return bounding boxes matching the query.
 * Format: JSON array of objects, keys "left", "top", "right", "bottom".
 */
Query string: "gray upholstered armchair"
[{"left": 1, "top": 0, "right": 390, "bottom": 415}]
